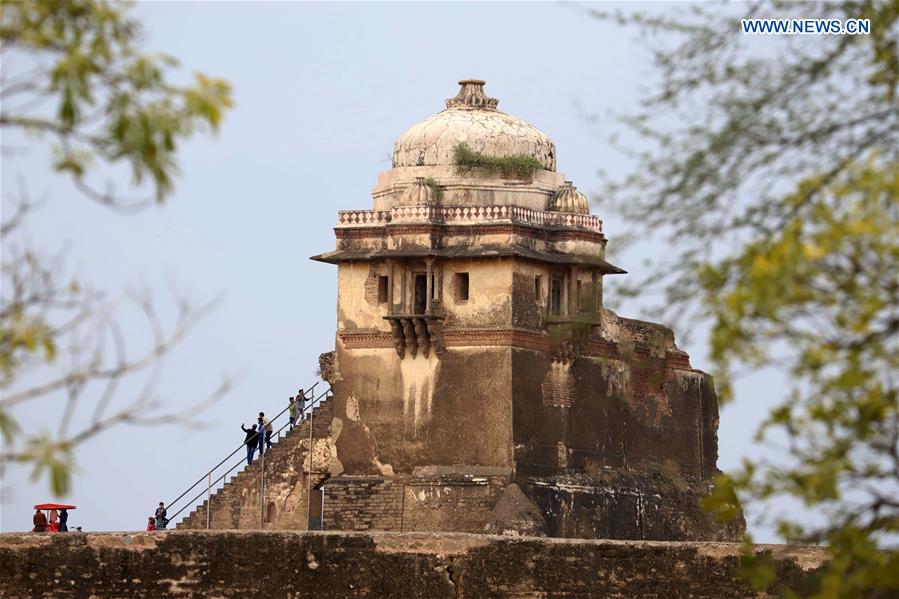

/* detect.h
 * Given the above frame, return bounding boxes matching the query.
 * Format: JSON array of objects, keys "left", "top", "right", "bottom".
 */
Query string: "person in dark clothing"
[
  {"left": 155, "top": 502, "right": 168, "bottom": 529},
  {"left": 59, "top": 508, "right": 69, "bottom": 532},
  {"left": 33, "top": 509, "right": 47, "bottom": 532},
  {"left": 242, "top": 423, "right": 258, "bottom": 465}
]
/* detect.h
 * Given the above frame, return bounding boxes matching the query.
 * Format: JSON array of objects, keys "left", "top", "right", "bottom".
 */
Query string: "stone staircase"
[{"left": 177, "top": 396, "right": 333, "bottom": 530}]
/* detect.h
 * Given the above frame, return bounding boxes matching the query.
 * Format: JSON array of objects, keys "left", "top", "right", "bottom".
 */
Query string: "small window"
[
  {"left": 377, "top": 276, "right": 389, "bottom": 303},
  {"left": 265, "top": 501, "right": 277, "bottom": 524},
  {"left": 534, "top": 275, "right": 542, "bottom": 298},
  {"left": 454, "top": 272, "right": 469, "bottom": 302},
  {"left": 550, "top": 277, "right": 562, "bottom": 316},
  {"left": 414, "top": 273, "right": 428, "bottom": 314},
  {"left": 577, "top": 280, "right": 583, "bottom": 310}
]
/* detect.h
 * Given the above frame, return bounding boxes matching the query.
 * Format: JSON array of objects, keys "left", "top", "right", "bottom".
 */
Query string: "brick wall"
[
  {"left": 363, "top": 266, "right": 384, "bottom": 306},
  {"left": 541, "top": 361, "right": 575, "bottom": 407},
  {"left": 323, "top": 477, "right": 404, "bottom": 531},
  {"left": 323, "top": 474, "right": 509, "bottom": 533}
]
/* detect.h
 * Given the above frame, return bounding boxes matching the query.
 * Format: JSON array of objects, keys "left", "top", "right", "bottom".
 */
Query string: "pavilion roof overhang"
[{"left": 309, "top": 245, "right": 626, "bottom": 274}]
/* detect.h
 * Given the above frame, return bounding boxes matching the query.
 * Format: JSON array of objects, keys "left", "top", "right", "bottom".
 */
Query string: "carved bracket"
[
  {"left": 413, "top": 318, "right": 430, "bottom": 358},
  {"left": 387, "top": 318, "right": 405, "bottom": 358},
  {"left": 425, "top": 318, "right": 447, "bottom": 358},
  {"left": 554, "top": 341, "right": 582, "bottom": 365},
  {"left": 385, "top": 314, "right": 446, "bottom": 359},
  {"left": 402, "top": 318, "right": 418, "bottom": 358}
]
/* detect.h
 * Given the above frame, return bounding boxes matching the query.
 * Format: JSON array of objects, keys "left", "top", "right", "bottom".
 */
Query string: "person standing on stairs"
[
  {"left": 288, "top": 397, "right": 297, "bottom": 430},
  {"left": 241, "top": 423, "right": 258, "bottom": 465},
  {"left": 258, "top": 412, "right": 273, "bottom": 453},
  {"left": 298, "top": 388, "right": 307, "bottom": 419},
  {"left": 155, "top": 502, "right": 168, "bottom": 529}
]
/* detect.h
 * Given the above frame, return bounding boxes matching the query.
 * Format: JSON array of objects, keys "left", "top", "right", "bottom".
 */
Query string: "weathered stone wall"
[
  {"left": 335, "top": 259, "right": 517, "bottom": 329},
  {"left": 511, "top": 261, "right": 548, "bottom": 329},
  {"left": 441, "top": 258, "right": 513, "bottom": 326},
  {"left": 325, "top": 301, "right": 741, "bottom": 540},
  {"left": 511, "top": 346, "right": 718, "bottom": 482},
  {"left": 338, "top": 262, "right": 389, "bottom": 330},
  {"left": 0, "top": 531, "right": 827, "bottom": 598},
  {"left": 330, "top": 344, "right": 514, "bottom": 476},
  {"left": 522, "top": 475, "right": 742, "bottom": 542}
]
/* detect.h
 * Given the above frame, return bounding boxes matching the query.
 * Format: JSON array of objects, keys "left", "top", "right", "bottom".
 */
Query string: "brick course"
[{"left": 323, "top": 474, "right": 509, "bottom": 533}]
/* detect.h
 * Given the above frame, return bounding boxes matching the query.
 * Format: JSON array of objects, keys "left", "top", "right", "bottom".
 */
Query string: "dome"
[
  {"left": 392, "top": 80, "right": 556, "bottom": 171},
  {"left": 549, "top": 181, "right": 589, "bottom": 214},
  {"left": 395, "top": 177, "right": 436, "bottom": 206}
]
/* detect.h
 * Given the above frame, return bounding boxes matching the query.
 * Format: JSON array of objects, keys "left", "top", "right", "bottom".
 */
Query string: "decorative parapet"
[
  {"left": 336, "top": 205, "right": 603, "bottom": 233},
  {"left": 337, "top": 210, "right": 391, "bottom": 226}
]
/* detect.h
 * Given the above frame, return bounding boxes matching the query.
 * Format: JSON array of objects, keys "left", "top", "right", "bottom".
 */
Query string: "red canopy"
[{"left": 34, "top": 503, "right": 76, "bottom": 510}]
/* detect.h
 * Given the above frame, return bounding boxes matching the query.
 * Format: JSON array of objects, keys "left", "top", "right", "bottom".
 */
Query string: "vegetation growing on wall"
[
  {"left": 453, "top": 144, "right": 542, "bottom": 180},
  {"left": 423, "top": 177, "right": 444, "bottom": 202}
]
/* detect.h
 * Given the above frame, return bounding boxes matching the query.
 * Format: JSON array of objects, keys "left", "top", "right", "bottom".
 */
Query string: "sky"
[{"left": 1, "top": 1, "right": 790, "bottom": 539}]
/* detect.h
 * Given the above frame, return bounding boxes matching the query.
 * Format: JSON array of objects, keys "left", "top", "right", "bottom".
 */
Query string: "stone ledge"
[{"left": 0, "top": 531, "right": 827, "bottom": 598}]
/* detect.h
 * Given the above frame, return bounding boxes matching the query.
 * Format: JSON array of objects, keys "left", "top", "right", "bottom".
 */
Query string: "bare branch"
[
  {"left": 0, "top": 179, "right": 48, "bottom": 237},
  {"left": 0, "top": 294, "right": 221, "bottom": 409},
  {"left": 3, "top": 377, "right": 233, "bottom": 465}
]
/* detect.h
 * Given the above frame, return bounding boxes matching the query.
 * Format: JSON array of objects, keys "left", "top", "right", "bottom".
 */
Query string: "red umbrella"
[{"left": 34, "top": 503, "right": 77, "bottom": 510}]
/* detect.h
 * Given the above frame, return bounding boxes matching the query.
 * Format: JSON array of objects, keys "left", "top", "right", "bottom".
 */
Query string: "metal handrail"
[
  {"left": 165, "top": 381, "right": 320, "bottom": 518},
  {"left": 166, "top": 385, "right": 331, "bottom": 524}
]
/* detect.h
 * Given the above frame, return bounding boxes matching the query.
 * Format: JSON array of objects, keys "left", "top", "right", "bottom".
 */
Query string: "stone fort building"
[{"left": 179, "top": 80, "right": 743, "bottom": 541}]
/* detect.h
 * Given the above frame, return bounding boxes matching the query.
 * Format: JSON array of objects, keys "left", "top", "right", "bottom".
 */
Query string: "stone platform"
[{"left": 0, "top": 531, "right": 826, "bottom": 598}]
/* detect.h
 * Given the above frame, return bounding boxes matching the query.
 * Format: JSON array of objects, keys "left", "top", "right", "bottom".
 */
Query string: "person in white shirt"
[{"left": 257, "top": 412, "right": 273, "bottom": 452}]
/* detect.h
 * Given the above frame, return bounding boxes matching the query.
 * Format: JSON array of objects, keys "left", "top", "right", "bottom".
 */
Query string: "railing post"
[
  {"left": 306, "top": 392, "right": 314, "bottom": 528},
  {"left": 206, "top": 472, "right": 211, "bottom": 530},
  {"left": 260, "top": 447, "right": 265, "bottom": 529}
]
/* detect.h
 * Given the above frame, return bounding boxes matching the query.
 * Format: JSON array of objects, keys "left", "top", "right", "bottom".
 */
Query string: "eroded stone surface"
[{"left": 0, "top": 531, "right": 828, "bottom": 598}]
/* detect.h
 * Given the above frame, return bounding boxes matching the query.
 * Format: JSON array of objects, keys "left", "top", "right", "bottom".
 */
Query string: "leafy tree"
[
  {"left": 0, "top": 0, "right": 233, "bottom": 495},
  {"left": 590, "top": 1, "right": 898, "bottom": 596}
]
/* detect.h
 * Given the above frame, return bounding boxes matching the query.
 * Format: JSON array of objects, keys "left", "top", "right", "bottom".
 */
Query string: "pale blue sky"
[{"left": 2, "top": 1, "right": 788, "bottom": 539}]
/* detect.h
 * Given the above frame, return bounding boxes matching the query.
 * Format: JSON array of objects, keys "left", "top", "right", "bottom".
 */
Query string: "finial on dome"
[{"left": 446, "top": 79, "right": 499, "bottom": 110}]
